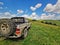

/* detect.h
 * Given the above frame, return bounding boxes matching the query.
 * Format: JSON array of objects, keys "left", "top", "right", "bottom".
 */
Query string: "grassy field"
[{"left": 0, "top": 20, "right": 60, "bottom": 45}]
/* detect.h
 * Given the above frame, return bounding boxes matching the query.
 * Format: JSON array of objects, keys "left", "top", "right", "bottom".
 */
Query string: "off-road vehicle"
[{"left": 0, "top": 17, "right": 31, "bottom": 39}]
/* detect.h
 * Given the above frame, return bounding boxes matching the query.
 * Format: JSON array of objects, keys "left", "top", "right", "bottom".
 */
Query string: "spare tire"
[{"left": 0, "top": 19, "right": 16, "bottom": 37}]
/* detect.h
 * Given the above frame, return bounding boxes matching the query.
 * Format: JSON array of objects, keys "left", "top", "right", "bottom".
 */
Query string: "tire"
[
  {"left": 21, "top": 28, "right": 28, "bottom": 39},
  {"left": 0, "top": 19, "right": 16, "bottom": 37}
]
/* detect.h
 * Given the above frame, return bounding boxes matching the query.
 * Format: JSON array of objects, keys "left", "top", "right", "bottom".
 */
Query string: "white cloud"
[
  {"left": 21, "top": 14, "right": 29, "bottom": 18},
  {"left": 31, "top": 12, "right": 36, "bottom": 17},
  {"left": 30, "top": 3, "right": 42, "bottom": 11},
  {"left": 40, "top": 13, "right": 56, "bottom": 20},
  {"left": 30, "top": 6, "right": 36, "bottom": 11},
  {"left": 44, "top": 0, "right": 60, "bottom": 14},
  {"left": 53, "top": 0, "right": 60, "bottom": 13},
  {"left": 0, "top": 2, "right": 4, "bottom": 5},
  {"left": 4, "top": 12, "right": 11, "bottom": 15},
  {"left": 17, "top": 9, "right": 24, "bottom": 14},
  {"left": 30, "top": 12, "right": 39, "bottom": 20},
  {"left": 21, "top": 13, "right": 57, "bottom": 20},
  {"left": 0, "top": 12, "right": 16, "bottom": 18},
  {"left": 17, "top": 12, "right": 60, "bottom": 20},
  {"left": 44, "top": 3, "right": 55, "bottom": 12},
  {"left": 43, "top": 0, "right": 60, "bottom": 20},
  {"left": 35, "top": 3, "right": 42, "bottom": 8},
  {"left": 55, "top": 15, "right": 60, "bottom": 20},
  {"left": 21, "top": 12, "right": 39, "bottom": 20}
]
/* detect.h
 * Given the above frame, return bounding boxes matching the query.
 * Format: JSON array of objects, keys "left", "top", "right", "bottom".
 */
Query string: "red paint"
[{"left": 16, "top": 28, "right": 20, "bottom": 35}]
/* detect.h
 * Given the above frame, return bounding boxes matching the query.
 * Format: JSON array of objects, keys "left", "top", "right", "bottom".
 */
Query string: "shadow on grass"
[{"left": 4, "top": 37, "right": 24, "bottom": 42}]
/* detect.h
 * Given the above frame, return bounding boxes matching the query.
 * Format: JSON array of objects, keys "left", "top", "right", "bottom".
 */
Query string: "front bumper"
[
  {"left": 7, "top": 34, "right": 22, "bottom": 38},
  {"left": 8, "top": 36, "right": 19, "bottom": 38}
]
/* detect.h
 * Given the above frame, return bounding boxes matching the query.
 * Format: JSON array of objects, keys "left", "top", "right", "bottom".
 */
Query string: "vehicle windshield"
[{"left": 11, "top": 18, "right": 24, "bottom": 23}]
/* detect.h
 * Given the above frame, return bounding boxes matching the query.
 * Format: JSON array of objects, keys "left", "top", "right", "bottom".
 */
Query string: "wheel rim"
[
  {"left": 24, "top": 29, "right": 28, "bottom": 38},
  {"left": 0, "top": 23, "right": 10, "bottom": 35}
]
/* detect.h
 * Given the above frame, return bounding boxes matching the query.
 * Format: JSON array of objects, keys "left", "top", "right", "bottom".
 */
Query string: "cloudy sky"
[{"left": 0, "top": 0, "right": 60, "bottom": 20}]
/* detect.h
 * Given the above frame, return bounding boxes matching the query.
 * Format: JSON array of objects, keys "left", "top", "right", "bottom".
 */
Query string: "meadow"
[{"left": 0, "top": 20, "right": 60, "bottom": 45}]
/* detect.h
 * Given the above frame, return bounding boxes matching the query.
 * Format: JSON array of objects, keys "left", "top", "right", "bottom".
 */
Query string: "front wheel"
[{"left": 21, "top": 28, "right": 28, "bottom": 39}]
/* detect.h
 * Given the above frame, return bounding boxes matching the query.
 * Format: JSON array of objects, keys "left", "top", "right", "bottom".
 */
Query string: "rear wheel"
[
  {"left": 0, "top": 23, "right": 10, "bottom": 36},
  {"left": 0, "top": 19, "right": 16, "bottom": 37}
]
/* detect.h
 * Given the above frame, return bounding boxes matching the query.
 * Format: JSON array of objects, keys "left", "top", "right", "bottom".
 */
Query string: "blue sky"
[
  {"left": 0, "top": 0, "right": 57, "bottom": 14},
  {"left": 0, "top": 0, "right": 60, "bottom": 20}
]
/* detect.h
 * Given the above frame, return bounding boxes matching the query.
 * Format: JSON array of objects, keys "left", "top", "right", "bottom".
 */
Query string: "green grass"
[{"left": 0, "top": 20, "right": 60, "bottom": 45}]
